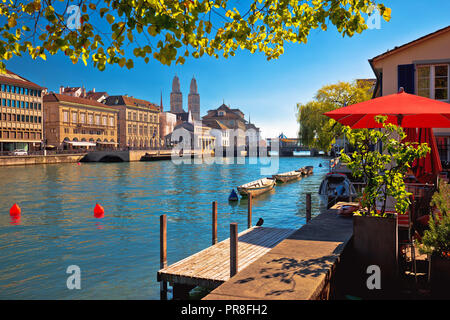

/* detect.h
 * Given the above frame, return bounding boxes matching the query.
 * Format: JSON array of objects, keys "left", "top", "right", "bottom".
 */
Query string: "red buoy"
[
  {"left": 10, "top": 203, "right": 21, "bottom": 217},
  {"left": 94, "top": 203, "right": 105, "bottom": 218}
]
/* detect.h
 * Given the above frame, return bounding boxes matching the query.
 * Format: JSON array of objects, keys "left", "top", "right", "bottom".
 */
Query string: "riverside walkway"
[
  {"left": 203, "top": 203, "right": 354, "bottom": 300},
  {"left": 157, "top": 226, "right": 296, "bottom": 293}
]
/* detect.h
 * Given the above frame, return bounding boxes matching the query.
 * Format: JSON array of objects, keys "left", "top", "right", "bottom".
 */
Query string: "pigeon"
[{"left": 256, "top": 218, "right": 264, "bottom": 226}]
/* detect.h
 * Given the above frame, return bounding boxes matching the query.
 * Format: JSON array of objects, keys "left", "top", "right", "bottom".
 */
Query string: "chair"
[{"left": 398, "top": 195, "right": 417, "bottom": 283}]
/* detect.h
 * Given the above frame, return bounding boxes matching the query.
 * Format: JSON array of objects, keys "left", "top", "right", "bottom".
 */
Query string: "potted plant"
[
  {"left": 340, "top": 116, "right": 430, "bottom": 295},
  {"left": 418, "top": 181, "right": 450, "bottom": 298}
]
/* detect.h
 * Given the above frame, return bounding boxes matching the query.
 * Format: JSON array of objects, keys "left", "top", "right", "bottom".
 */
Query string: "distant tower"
[
  {"left": 170, "top": 75, "right": 183, "bottom": 113},
  {"left": 188, "top": 76, "right": 200, "bottom": 121},
  {"left": 160, "top": 90, "right": 163, "bottom": 112}
]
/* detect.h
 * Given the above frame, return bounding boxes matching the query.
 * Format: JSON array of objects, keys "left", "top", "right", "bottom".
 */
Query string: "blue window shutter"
[{"left": 398, "top": 64, "right": 415, "bottom": 94}]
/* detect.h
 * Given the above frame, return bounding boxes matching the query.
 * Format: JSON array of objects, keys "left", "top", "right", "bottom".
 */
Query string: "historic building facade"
[
  {"left": 104, "top": 95, "right": 160, "bottom": 149},
  {"left": 369, "top": 25, "right": 450, "bottom": 163},
  {"left": 202, "top": 103, "right": 247, "bottom": 148},
  {"left": 43, "top": 93, "right": 118, "bottom": 149},
  {"left": 0, "top": 70, "right": 45, "bottom": 152}
]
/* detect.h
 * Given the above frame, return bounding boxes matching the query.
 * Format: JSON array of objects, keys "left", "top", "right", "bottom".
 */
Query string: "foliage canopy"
[
  {"left": 297, "top": 80, "right": 374, "bottom": 151},
  {"left": 0, "top": 0, "right": 390, "bottom": 71}
]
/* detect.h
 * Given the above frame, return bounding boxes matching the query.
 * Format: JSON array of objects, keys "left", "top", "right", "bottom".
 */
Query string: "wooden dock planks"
[{"left": 157, "top": 226, "right": 296, "bottom": 289}]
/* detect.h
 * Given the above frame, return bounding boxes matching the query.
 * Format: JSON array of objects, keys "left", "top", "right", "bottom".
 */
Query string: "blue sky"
[{"left": 6, "top": 0, "right": 450, "bottom": 138}]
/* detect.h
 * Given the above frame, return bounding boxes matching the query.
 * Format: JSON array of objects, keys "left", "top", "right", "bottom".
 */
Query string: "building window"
[
  {"left": 102, "top": 116, "right": 107, "bottom": 126},
  {"left": 80, "top": 113, "right": 86, "bottom": 124},
  {"left": 95, "top": 115, "right": 100, "bottom": 125},
  {"left": 417, "top": 64, "right": 449, "bottom": 101},
  {"left": 128, "top": 124, "right": 132, "bottom": 134},
  {"left": 63, "top": 111, "right": 69, "bottom": 122},
  {"left": 109, "top": 117, "right": 114, "bottom": 127},
  {"left": 128, "top": 111, "right": 131, "bottom": 120},
  {"left": 72, "top": 112, "right": 77, "bottom": 123},
  {"left": 88, "top": 114, "right": 93, "bottom": 124}
]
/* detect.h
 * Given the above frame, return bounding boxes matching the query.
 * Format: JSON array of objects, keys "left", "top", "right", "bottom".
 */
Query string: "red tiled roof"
[
  {"left": 44, "top": 93, "right": 117, "bottom": 110},
  {"left": 86, "top": 91, "right": 108, "bottom": 101},
  {"left": 0, "top": 69, "right": 45, "bottom": 90}
]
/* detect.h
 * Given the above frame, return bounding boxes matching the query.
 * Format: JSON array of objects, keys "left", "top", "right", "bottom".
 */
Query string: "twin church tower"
[{"left": 169, "top": 75, "right": 200, "bottom": 121}]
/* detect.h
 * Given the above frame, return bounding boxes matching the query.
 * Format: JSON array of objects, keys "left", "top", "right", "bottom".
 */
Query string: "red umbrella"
[
  {"left": 324, "top": 89, "right": 450, "bottom": 128},
  {"left": 415, "top": 128, "right": 443, "bottom": 183}
]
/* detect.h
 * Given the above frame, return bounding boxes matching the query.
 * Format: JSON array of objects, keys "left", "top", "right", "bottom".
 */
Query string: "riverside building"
[
  {"left": 43, "top": 93, "right": 118, "bottom": 150},
  {"left": 0, "top": 70, "right": 45, "bottom": 153}
]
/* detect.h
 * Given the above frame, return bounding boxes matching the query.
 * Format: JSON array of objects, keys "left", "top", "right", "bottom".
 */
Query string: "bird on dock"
[{"left": 256, "top": 218, "right": 264, "bottom": 226}]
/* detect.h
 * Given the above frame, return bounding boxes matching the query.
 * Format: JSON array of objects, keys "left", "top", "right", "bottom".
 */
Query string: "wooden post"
[
  {"left": 212, "top": 201, "right": 218, "bottom": 245},
  {"left": 247, "top": 194, "right": 252, "bottom": 229},
  {"left": 160, "top": 214, "right": 167, "bottom": 300},
  {"left": 306, "top": 193, "right": 312, "bottom": 223},
  {"left": 230, "top": 223, "right": 238, "bottom": 277}
]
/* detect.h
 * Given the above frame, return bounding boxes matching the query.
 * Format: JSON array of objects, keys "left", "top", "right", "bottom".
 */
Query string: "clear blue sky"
[{"left": 6, "top": 0, "right": 450, "bottom": 138}]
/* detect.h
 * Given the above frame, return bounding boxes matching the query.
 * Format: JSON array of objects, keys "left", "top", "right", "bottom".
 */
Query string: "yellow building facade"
[
  {"left": 43, "top": 93, "right": 118, "bottom": 149},
  {"left": 104, "top": 95, "right": 160, "bottom": 149}
]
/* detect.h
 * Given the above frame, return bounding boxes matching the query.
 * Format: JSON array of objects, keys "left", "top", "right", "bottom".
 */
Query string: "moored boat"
[
  {"left": 272, "top": 170, "right": 303, "bottom": 183},
  {"left": 295, "top": 167, "right": 307, "bottom": 175},
  {"left": 318, "top": 173, "right": 357, "bottom": 208},
  {"left": 237, "top": 178, "right": 276, "bottom": 197}
]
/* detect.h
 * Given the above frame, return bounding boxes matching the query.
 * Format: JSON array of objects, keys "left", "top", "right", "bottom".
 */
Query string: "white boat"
[
  {"left": 237, "top": 178, "right": 276, "bottom": 197},
  {"left": 272, "top": 170, "right": 303, "bottom": 183}
]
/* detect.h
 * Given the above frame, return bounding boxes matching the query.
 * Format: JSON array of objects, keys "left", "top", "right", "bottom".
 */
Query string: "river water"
[{"left": 0, "top": 157, "right": 329, "bottom": 299}]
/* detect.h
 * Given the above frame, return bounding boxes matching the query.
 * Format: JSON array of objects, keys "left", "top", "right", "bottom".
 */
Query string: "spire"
[
  {"left": 160, "top": 90, "right": 163, "bottom": 112},
  {"left": 172, "top": 74, "right": 181, "bottom": 93},
  {"left": 190, "top": 76, "right": 198, "bottom": 94}
]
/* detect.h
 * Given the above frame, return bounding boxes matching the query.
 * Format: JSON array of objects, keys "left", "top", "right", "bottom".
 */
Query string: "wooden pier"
[
  {"left": 157, "top": 226, "right": 296, "bottom": 295},
  {"left": 157, "top": 171, "right": 315, "bottom": 299}
]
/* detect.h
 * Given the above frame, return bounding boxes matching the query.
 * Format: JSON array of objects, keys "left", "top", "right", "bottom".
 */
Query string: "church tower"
[
  {"left": 170, "top": 75, "right": 183, "bottom": 113},
  {"left": 188, "top": 76, "right": 200, "bottom": 121}
]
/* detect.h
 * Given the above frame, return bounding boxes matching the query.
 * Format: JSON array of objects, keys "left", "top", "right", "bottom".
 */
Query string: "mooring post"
[
  {"left": 160, "top": 214, "right": 167, "bottom": 300},
  {"left": 212, "top": 201, "right": 218, "bottom": 245},
  {"left": 230, "top": 223, "right": 238, "bottom": 277},
  {"left": 306, "top": 193, "right": 312, "bottom": 223},
  {"left": 247, "top": 194, "right": 252, "bottom": 229}
]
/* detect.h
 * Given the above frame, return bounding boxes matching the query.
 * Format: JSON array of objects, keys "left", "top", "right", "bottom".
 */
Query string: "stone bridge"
[{"left": 81, "top": 150, "right": 172, "bottom": 162}]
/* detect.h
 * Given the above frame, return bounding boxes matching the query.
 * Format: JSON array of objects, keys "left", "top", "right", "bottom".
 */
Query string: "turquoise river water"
[{"left": 0, "top": 157, "right": 329, "bottom": 299}]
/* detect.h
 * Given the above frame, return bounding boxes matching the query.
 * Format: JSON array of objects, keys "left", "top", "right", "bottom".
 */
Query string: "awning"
[
  {"left": 66, "top": 141, "right": 96, "bottom": 147},
  {"left": 96, "top": 141, "right": 118, "bottom": 145}
]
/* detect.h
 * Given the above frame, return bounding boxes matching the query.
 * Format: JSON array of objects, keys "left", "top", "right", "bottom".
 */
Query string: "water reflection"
[{"left": 0, "top": 157, "right": 329, "bottom": 299}]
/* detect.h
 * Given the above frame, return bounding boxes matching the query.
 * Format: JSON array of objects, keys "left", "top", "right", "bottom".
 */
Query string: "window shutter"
[{"left": 398, "top": 64, "right": 415, "bottom": 94}]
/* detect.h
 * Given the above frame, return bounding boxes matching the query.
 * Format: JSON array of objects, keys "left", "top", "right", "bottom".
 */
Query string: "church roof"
[
  {"left": 172, "top": 75, "right": 181, "bottom": 93},
  {"left": 203, "top": 103, "right": 245, "bottom": 121},
  {"left": 190, "top": 76, "right": 198, "bottom": 94}
]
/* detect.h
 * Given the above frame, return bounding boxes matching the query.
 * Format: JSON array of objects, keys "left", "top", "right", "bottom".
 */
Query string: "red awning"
[{"left": 324, "top": 90, "right": 450, "bottom": 128}]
